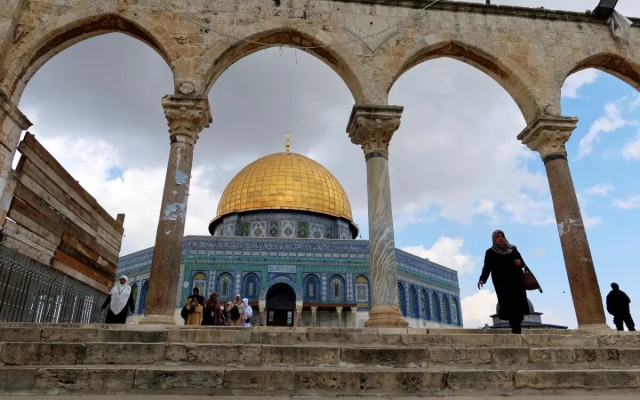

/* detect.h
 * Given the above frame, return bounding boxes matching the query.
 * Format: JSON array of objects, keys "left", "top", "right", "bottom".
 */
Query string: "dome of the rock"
[{"left": 209, "top": 152, "right": 358, "bottom": 237}]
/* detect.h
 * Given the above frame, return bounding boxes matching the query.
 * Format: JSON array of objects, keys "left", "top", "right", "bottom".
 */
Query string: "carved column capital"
[
  {"left": 351, "top": 307, "right": 358, "bottom": 314},
  {"left": 346, "top": 105, "right": 403, "bottom": 156},
  {"left": 517, "top": 116, "right": 578, "bottom": 163},
  {"left": 311, "top": 307, "right": 318, "bottom": 312},
  {"left": 161, "top": 95, "right": 212, "bottom": 145},
  {"left": 336, "top": 307, "right": 343, "bottom": 313}
]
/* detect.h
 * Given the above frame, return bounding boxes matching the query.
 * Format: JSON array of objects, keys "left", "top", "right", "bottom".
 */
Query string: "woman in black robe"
[
  {"left": 101, "top": 275, "right": 136, "bottom": 324},
  {"left": 477, "top": 230, "right": 529, "bottom": 334}
]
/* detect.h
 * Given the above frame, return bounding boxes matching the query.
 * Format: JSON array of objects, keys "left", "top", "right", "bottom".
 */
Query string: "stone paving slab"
[{"left": 0, "top": 396, "right": 640, "bottom": 399}]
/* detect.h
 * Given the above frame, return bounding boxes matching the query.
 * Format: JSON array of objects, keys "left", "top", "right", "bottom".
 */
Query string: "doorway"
[{"left": 266, "top": 283, "right": 295, "bottom": 327}]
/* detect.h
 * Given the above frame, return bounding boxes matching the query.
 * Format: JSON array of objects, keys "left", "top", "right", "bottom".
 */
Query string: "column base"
[
  {"left": 577, "top": 323, "right": 611, "bottom": 333},
  {"left": 138, "top": 314, "right": 176, "bottom": 325},
  {"left": 364, "top": 305, "right": 408, "bottom": 328}
]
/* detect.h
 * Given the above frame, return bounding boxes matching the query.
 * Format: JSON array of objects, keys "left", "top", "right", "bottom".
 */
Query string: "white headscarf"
[
  {"left": 109, "top": 275, "right": 131, "bottom": 315},
  {"left": 243, "top": 298, "right": 253, "bottom": 318}
]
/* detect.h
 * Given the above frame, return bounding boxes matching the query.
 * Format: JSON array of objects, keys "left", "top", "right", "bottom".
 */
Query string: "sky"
[{"left": 15, "top": 0, "right": 640, "bottom": 329}]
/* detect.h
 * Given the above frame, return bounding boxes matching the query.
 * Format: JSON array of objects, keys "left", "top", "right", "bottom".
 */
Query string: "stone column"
[
  {"left": 295, "top": 302, "right": 303, "bottom": 327},
  {"left": 518, "top": 116, "right": 607, "bottom": 330},
  {"left": 140, "top": 95, "right": 211, "bottom": 325},
  {"left": 311, "top": 306, "right": 317, "bottom": 327},
  {"left": 336, "top": 307, "right": 343, "bottom": 327},
  {"left": 347, "top": 105, "right": 408, "bottom": 328},
  {"left": 351, "top": 307, "right": 358, "bottom": 328},
  {"left": 0, "top": 89, "right": 31, "bottom": 228},
  {"left": 259, "top": 300, "right": 266, "bottom": 326}
]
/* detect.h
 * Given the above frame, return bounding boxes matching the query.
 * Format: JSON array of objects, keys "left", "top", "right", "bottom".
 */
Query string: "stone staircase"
[{"left": 0, "top": 323, "right": 639, "bottom": 396}]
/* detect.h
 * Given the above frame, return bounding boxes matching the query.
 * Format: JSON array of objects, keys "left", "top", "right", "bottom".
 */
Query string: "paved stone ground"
[{"left": 0, "top": 396, "right": 639, "bottom": 399}]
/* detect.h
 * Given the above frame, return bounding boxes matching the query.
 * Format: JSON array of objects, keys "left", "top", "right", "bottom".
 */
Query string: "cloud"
[
  {"left": 583, "top": 216, "right": 603, "bottom": 228},
  {"left": 561, "top": 69, "right": 598, "bottom": 99},
  {"left": 622, "top": 130, "right": 640, "bottom": 160},
  {"left": 401, "top": 237, "right": 476, "bottom": 275},
  {"left": 533, "top": 247, "right": 546, "bottom": 257},
  {"left": 577, "top": 103, "right": 628, "bottom": 159},
  {"left": 460, "top": 290, "right": 498, "bottom": 329},
  {"left": 612, "top": 195, "right": 640, "bottom": 210},
  {"left": 583, "top": 183, "right": 614, "bottom": 196}
]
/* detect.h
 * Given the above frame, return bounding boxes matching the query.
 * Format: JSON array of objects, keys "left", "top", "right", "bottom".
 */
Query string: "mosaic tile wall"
[
  {"left": 117, "top": 236, "right": 462, "bottom": 326},
  {"left": 211, "top": 211, "right": 355, "bottom": 240}
]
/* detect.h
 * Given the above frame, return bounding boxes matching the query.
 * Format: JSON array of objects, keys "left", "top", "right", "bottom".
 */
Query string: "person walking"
[
  {"left": 101, "top": 275, "right": 135, "bottom": 324},
  {"left": 606, "top": 283, "right": 636, "bottom": 331},
  {"left": 202, "top": 292, "right": 221, "bottom": 326},
  {"left": 477, "top": 230, "right": 530, "bottom": 334},
  {"left": 243, "top": 298, "right": 253, "bottom": 327}
]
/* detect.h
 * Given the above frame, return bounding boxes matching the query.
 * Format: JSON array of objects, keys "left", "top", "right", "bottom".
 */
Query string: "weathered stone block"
[
  {"left": 84, "top": 343, "right": 166, "bottom": 365},
  {"left": 522, "top": 334, "right": 598, "bottom": 348},
  {"left": 574, "top": 348, "right": 619, "bottom": 363},
  {"left": 0, "top": 328, "right": 41, "bottom": 342},
  {"left": 35, "top": 367, "right": 136, "bottom": 392},
  {"left": 100, "top": 329, "right": 167, "bottom": 343},
  {"left": 134, "top": 367, "right": 224, "bottom": 390},
  {"left": 40, "top": 327, "right": 101, "bottom": 343},
  {"left": 2, "top": 343, "right": 86, "bottom": 365},
  {"left": 515, "top": 370, "right": 640, "bottom": 389},
  {"left": 166, "top": 343, "right": 262, "bottom": 366},
  {"left": 447, "top": 370, "right": 514, "bottom": 391},
  {"left": 341, "top": 347, "right": 428, "bottom": 367},
  {"left": 618, "top": 349, "right": 640, "bottom": 367},
  {"left": 224, "top": 367, "right": 295, "bottom": 391},
  {"left": 491, "top": 347, "right": 529, "bottom": 365},
  {"left": 0, "top": 367, "right": 38, "bottom": 392},
  {"left": 529, "top": 348, "right": 576, "bottom": 364},
  {"left": 262, "top": 345, "right": 340, "bottom": 366}
]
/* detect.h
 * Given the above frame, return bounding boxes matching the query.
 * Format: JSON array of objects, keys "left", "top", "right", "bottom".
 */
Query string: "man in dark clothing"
[{"left": 606, "top": 283, "right": 635, "bottom": 331}]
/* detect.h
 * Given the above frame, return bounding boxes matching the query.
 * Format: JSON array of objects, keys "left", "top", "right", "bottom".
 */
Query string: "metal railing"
[{"left": 0, "top": 244, "right": 106, "bottom": 323}]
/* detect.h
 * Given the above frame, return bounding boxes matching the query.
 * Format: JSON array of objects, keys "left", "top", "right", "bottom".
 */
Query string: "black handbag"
[{"left": 522, "top": 266, "right": 543, "bottom": 293}]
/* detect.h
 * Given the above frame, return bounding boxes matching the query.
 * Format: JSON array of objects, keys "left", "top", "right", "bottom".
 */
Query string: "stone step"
[
  {"left": 2, "top": 326, "right": 638, "bottom": 348},
  {"left": 2, "top": 342, "right": 640, "bottom": 369},
  {"left": 1, "top": 365, "right": 639, "bottom": 395}
]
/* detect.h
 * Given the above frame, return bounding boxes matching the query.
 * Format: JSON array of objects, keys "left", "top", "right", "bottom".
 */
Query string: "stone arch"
[
  {"left": 420, "top": 289, "right": 428, "bottom": 319},
  {"left": 388, "top": 40, "right": 540, "bottom": 124},
  {"left": 397, "top": 282, "right": 406, "bottom": 316},
  {"left": 328, "top": 274, "right": 345, "bottom": 302},
  {"left": 260, "top": 276, "right": 302, "bottom": 301},
  {"left": 407, "top": 286, "right": 418, "bottom": 317},
  {"left": 243, "top": 273, "right": 259, "bottom": 301},
  {"left": 304, "top": 274, "right": 320, "bottom": 302},
  {"left": 217, "top": 273, "right": 233, "bottom": 300},
  {"left": 202, "top": 27, "right": 364, "bottom": 102},
  {"left": 2, "top": 12, "right": 177, "bottom": 104},
  {"left": 567, "top": 53, "right": 640, "bottom": 92}
]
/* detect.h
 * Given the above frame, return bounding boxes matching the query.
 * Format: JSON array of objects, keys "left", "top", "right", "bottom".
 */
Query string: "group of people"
[
  {"left": 182, "top": 288, "right": 253, "bottom": 327},
  {"left": 478, "top": 229, "right": 636, "bottom": 333},
  {"left": 102, "top": 230, "right": 635, "bottom": 333}
]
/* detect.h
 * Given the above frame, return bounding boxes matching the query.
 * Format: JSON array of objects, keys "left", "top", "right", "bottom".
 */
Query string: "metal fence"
[{"left": 0, "top": 244, "right": 106, "bottom": 323}]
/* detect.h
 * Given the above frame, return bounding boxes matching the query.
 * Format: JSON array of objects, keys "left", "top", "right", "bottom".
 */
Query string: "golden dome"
[{"left": 211, "top": 152, "right": 356, "bottom": 231}]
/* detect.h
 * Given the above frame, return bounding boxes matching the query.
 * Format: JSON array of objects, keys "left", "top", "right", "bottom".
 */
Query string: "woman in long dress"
[
  {"left": 227, "top": 294, "right": 246, "bottom": 327},
  {"left": 202, "top": 292, "right": 221, "bottom": 326},
  {"left": 477, "top": 230, "right": 529, "bottom": 334},
  {"left": 101, "top": 275, "right": 135, "bottom": 324},
  {"left": 242, "top": 298, "right": 253, "bottom": 327}
]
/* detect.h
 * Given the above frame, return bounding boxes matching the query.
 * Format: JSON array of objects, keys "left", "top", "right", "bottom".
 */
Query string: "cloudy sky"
[{"left": 16, "top": 0, "right": 640, "bottom": 329}]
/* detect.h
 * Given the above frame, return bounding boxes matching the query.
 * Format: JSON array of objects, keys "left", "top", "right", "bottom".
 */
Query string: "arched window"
[
  {"left": 218, "top": 274, "right": 232, "bottom": 300},
  {"left": 138, "top": 280, "right": 149, "bottom": 314},
  {"left": 398, "top": 283, "right": 406, "bottom": 315},
  {"left": 408, "top": 286, "right": 417, "bottom": 315},
  {"left": 130, "top": 283, "right": 139, "bottom": 314},
  {"left": 330, "top": 276, "right": 344, "bottom": 302},
  {"left": 441, "top": 296, "right": 450, "bottom": 324},
  {"left": 420, "top": 290, "right": 428, "bottom": 318},
  {"left": 305, "top": 275, "right": 319, "bottom": 301},
  {"left": 431, "top": 292, "right": 440, "bottom": 322},
  {"left": 192, "top": 272, "right": 207, "bottom": 295},
  {"left": 355, "top": 275, "right": 369, "bottom": 304},
  {"left": 451, "top": 297, "right": 459, "bottom": 324},
  {"left": 244, "top": 274, "right": 258, "bottom": 300}
]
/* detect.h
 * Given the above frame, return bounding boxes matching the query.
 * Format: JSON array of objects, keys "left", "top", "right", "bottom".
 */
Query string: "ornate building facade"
[{"left": 118, "top": 149, "right": 462, "bottom": 328}]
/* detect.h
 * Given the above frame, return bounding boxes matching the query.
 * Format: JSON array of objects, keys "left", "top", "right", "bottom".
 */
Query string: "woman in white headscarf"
[
  {"left": 242, "top": 298, "right": 253, "bottom": 327},
  {"left": 101, "top": 275, "right": 135, "bottom": 324}
]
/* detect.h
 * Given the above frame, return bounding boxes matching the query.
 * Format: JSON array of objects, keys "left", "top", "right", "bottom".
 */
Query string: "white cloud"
[
  {"left": 577, "top": 103, "right": 628, "bottom": 159},
  {"left": 533, "top": 246, "right": 546, "bottom": 257},
  {"left": 622, "top": 130, "right": 640, "bottom": 160},
  {"left": 401, "top": 237, "right": 476, "bottom": 275},
  {"left": 612, "top": 195, "right": 640, "bottom": 210},
  {"left": 561, "top": 69, "right": 598, "bottom": 99},
  {"left": 460, "top": 290, "right": 498, "bottom": 329},
  {"left": 583, "top": 216, "right": 603, "bottom": 228},
  {"left": 583, "top": 183, "right": 614, "bottom": 196},
  {"left": 630, "top": 95, "right": 640, "bottom": 112}
]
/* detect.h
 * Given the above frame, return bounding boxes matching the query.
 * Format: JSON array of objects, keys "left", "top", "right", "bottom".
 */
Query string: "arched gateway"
[{"left": 266, "top": 283, "right": 296, "bottom": 327}]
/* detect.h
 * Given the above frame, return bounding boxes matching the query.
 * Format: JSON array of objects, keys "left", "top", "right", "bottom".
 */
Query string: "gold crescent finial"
[{"left": 285, "top": 132, "right": 291, "bottom": 153}]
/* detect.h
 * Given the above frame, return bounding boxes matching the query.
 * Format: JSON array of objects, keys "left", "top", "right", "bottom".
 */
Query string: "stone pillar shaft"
[
  {"left": 347, "top": 105, "right": 407, "bottom": 328},
  {"left": 351, "top": 307, "right": 358, "bottom": 328},
  {"left": 259, "top": 300, "right": 266, "bottom": 326},
  {"left": 295, "top": 304, "right": 303, "bottom": 327},
  {"left": 311, "top": 306, "right": 317, "bottom": 327},
  {"left": 518, "top": 117, "right": 606, "bottom": 329},
  {"left": 336, "top": 307, "right": 343, "bottom": 327},
  {"left": 140, "top": 95, "right": 211, "bottom": 325}
]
